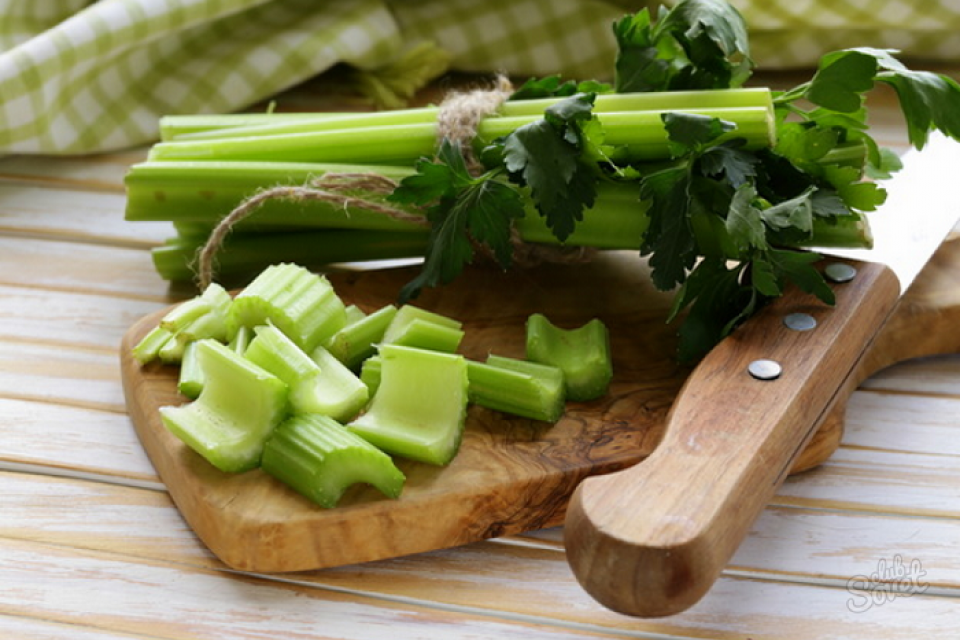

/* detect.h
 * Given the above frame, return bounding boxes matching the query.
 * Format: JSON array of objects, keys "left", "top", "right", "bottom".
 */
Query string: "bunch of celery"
[{"left": 126, "top": 0, "right": 960, "bottom": 360}]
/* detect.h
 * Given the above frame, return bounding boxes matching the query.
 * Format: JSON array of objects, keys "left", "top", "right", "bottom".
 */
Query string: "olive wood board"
[{"left": 120, "top": 238, "right": 960, "bottom": 573}]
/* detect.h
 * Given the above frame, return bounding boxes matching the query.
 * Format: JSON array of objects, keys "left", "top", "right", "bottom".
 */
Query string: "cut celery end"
[
  {"left": 262, "top": 413, "right": 405, "bottom": 508},
  {"left": 359, "top": 355, "right": 382, "bottom": 396},
  {"left": 344, "top": 304, "right": 367, "bottom": 325},
  {"left": 177, "top": 341, "right": 204, "bottom": 399},
  {"left": 308, "top": 345, "right": 370, "bottom": 422},
  {"left": 229, "top": 325, "right": 253, "bottom": 355},
  {"left": 347, "top": 344, "right": 468, "bottom": 466},
  {"left": 160, "top": 339, "right": 288, "bottom": 473},
  {"left": 525, "top": 314, "right": 613, "bottom": 402},
  {"left": 324, "top": 304, "right": 397, "bottom": 370},
  {"left": 132, "top": 325, "right": 173, "bottom": 365},
  {"left": 158, "top": 332, "right": 187, "bottom": 364},
  {"left": 467, "top": 355, "right": 566, "bottom": 423},
  {"left": 160, "top": 283, "right": 232, "bottom": 339},
  {"left": 382, "top": 305, "right": 464, "bottom": 352},
  {"left": 243, "top": 323, "right": 324, "bottom": 415},
  {"left": 228, "top": 263, "right": 347, "bottom": 352}
]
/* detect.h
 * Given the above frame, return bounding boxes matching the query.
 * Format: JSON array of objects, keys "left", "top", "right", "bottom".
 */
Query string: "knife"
[{"left": 563, "top": 132, "right": 960, "bottom": 617}]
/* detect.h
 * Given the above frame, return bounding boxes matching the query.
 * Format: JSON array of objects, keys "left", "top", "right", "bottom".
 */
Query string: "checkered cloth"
[{"left": 2, "top": 0, "right": 959, "bottom": 155}]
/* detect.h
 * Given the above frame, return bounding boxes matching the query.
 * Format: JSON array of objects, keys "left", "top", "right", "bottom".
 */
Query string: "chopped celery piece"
[
  {"left": 158, "top": 331, "right": 187, "bottom": 364},
  {"left": 261, "top": 413, "right": 405, "bottom": 508},
  {"left": 467, "top": 355, "right": 566, "bottom": 423},
  {"left": 344, "top": 304, "right": 367, "bottom": 325},
  {"left": 160, "top": 339, "right": 288, "bottom": 473},
  {"left": 228, "top": 263, "right": 347, "bottom": 352},
  {"left": 229, "top": 324, "right": 252, "bottom": 355},
  {"left": 245, "top": 323, "right": 368, "bottom": 421},
  {"left": 359, "top": 354, "right": 382, "bottom": 396},
  {"left": 347, "top": 344, "right": 468, "bottom": 466},
  {"left": 324, "top": 304, "right": 397, "bottom": 369},
  {"left": 160, "top": 283, "right": 232, "bottom": 341},
  {"left": 177, "top": 341, "right": 204, "bottom": 399},
  {"left": 381, "top": 305, "right": 463, "bottom": 352},
  {"left": 525, "top": 314, "right": 613, "bottom": 402},
  {"left": 132, "top": 325, "right": 173, "bottom": 364},
  {"left": 308, "top": 345, "right": 370, "bottom": 422}
]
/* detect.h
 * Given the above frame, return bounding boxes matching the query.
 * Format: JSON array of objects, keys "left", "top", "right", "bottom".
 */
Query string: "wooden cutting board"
[{"left": 120, "top": 238, "right": 960, "bottom": 573}]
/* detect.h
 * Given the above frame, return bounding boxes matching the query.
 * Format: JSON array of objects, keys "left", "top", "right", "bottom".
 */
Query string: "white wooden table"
[{"left": 1, "top": 75, "right": 958, "bottom": 639}]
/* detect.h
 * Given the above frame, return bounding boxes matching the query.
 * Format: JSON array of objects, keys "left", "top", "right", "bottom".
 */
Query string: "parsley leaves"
[{"left": 387, "top": 0, "right": 960, "bottom": 361}]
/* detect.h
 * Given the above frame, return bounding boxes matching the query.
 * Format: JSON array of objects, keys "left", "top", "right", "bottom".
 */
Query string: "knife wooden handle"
[{"left": 564, "top": 259, "right": 901, "bottom": 617}]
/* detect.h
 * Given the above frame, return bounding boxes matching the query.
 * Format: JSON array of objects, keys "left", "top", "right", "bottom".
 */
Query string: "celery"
[
  {"left": 307, "top": 345, "right": 370, "bottom": 422},
  {"left": 261, "top": 413, "right": 405, "bottom": 508},
  {"left": 159, "top": 339, "right": 288, "bottom": 473},
  {"left": 158, "top": 89, "right": 772, "bottom": 141},
  {"left": 525, "top": 314, "right": 613, "bottom": 402},
  {"left": 347, "top": 344, "right": 469, "bottom": 466},
  {"left": 177, "top": 341, "right": 204, "bottom": 399},
  {"left": 132, "top": 325, "right": 173, "bottom": 364},
  {"left": 467, "top": 355, "right": 566, "bottom": 423},
  {"left": 323, "top": 304, "right": 398, "bottom": 370},
  {"left": 362, "top": 352, "right": 566, "bottom": 422},
  {"left": 359, "top": 355, "right": 382, "bottom": 396},
  {"left": 228, "top": 263, "right": 347, "bottom": 352},
  {"left": 344, "top": 304, "right": 367, "bottom": 325},
  {"left": 229, "top": 325, "right": 252, "bottom": 355},
  {"left": 244, "top": 323, "right": 369, "bottom": 421},
  {"left": 381, "top": 305, "right": 464, "bottom": 353}
]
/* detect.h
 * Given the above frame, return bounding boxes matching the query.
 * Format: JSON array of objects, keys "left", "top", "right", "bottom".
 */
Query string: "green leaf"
[
  {"left": 725, "top": 183, "right": 766, "bottom": 250},
  {"left": 805, "top": 49, "right": 879, "bottom": 113},
  {"left": 663, "top": 112, "right": 735, "bottom": 156},
  {"left": 501, "top": 93, "right": 599, "bottom": 241},
  {"left": 760, "top": 186, "right": 815, "bottom": 233},
  {"left": 613, "top": 0, "right": 753, "bottom": 93},
  {"left": 768, "top": 248, "right": 835, "bottom": 305},
  {"left": 640, "top": 166, "right": 698, "bottom": 290},
  {"left": 698, "top": 140, "right": 758, "bottom": 187}
]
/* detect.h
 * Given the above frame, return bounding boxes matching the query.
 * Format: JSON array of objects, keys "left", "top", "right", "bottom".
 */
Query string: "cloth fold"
[{"left": 2, "top": 0, "right": 959, "bottom": 156}]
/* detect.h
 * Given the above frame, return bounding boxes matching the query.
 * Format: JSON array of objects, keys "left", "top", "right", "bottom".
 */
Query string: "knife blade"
[{"left": 563, "top": 131, "right": 960, "bottom": 617}]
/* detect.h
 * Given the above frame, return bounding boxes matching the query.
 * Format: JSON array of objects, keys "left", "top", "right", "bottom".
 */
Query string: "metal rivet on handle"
[
  {"left": 748, "top": 359, "right": 782, "bottom": 381},
  {"left": 784, "top": 312, "right": 817, "bottom": 332},
  {"left": 824, "top": 262, "right": 858, "bottom": 283}
]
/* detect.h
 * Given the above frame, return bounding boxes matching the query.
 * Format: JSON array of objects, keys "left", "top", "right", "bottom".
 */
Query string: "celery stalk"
[
  {"left": 525, "top": 314, "right": 613, "bottom": 402},
  {"left": 261, "top": 413, "right": 405, "bottom": 508},
  {"left": 177, "top": 341, "right": 204, "bottom": 399},
  {"left": 467, "top": 355, "right": 566, "bottom": 422},
  {"left": 381, "top": 305, "right": 464, "bottom": 352},
  {"left": 307, "top": 346, "right": 370, "bottom": 422},
  {"left": 132, "top": 325, "right": 174, "bottom": 365},
  {"left": 347, "top": 344, "right": 469, "bottom": 466},
  {"left": 145, "top": 106, "right": 774, "bottom": 165},
  {"left": 159, "top": 88, "right": 774, "bottom": 141},
  {"left": 324, "top": 304, "right": 398, "bottom": 370},
  {"left": 159, "top": 339, "right": 288, "bottom": 473},
  {"left": 228, "top": 263, "right": 347, "bottom": 352}
]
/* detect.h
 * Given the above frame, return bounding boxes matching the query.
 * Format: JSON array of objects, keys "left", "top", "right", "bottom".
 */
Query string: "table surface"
[{"left": 1, "top": 74, "right": 959, "bottom": 640}]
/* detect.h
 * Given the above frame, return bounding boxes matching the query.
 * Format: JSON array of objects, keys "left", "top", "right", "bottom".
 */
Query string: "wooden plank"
[
  {"left": 777, "top": 446, "right": 960, "bottom": 517},
  {"left": 860, "top": 355, "right": 960, "bottom": 397},
  {"left": 842, "top": 389, "right": 960, "bottom": 455},
  {"left": 0, "top": 285, "right": 165, "bottom": 351},
  {"left": 0, "top": 236, "right": 187, "bottom": 301},
  {"left": 2, "top": 472, "right": 957, "bottom": 637},
  {"left": 0, "top": 184, "right": 172, "bottom": 247},
  {"left": 0, "top": 614, "right": 160, "bottom": 640},
  {"left": 0, "top": 538, "right": 630, "bottom": 640},
  {"left": 0, "top": 401, "right": 157, "bottom": 481},
  {"left": 0, "top": 150, "right": 145, "bottom": 193},
  {"left": 0, "top": 341, "right": 127, "bottom": 410}
]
